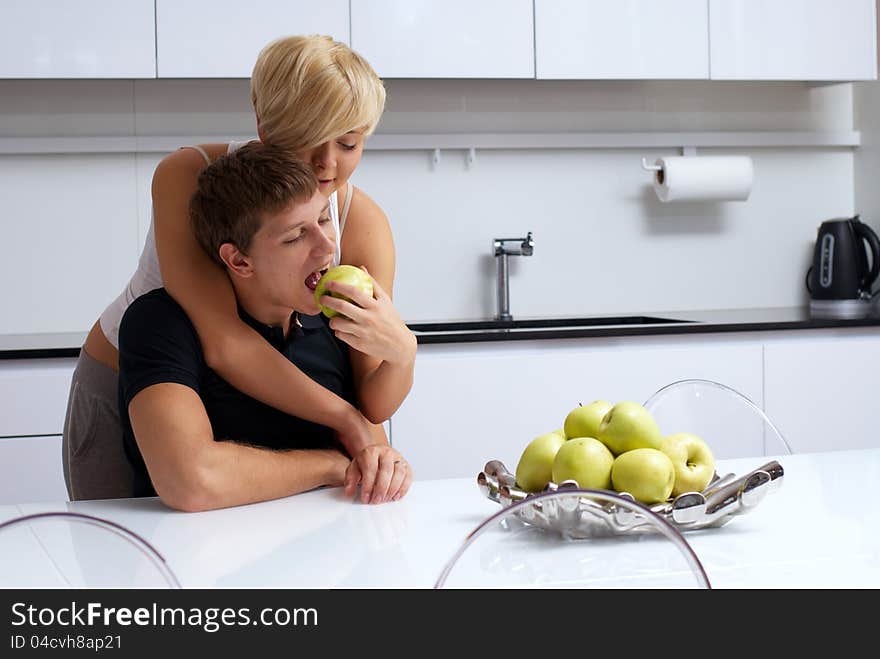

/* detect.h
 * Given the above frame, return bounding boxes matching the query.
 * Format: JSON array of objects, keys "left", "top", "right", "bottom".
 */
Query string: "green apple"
[
  {"left": 551, "top": 436, "right": 614, "bottom": 490},
  {"left": 597, "top": 400, "right": 662, "bottom": 455},
  {"left": 515, "top": 430, "right": 566, "bottom": 493},
  {"left": 313, "top": 265, "right": 374, "bottom": 319},
  {"left": 611, "top": 448, "right": 676, "bottom": 504},
  {"left": 659, "top": 432, "right": 716, "bottom": 496},
  {"left": 563, "top": 400, "right": 613, "bottom": 440}
]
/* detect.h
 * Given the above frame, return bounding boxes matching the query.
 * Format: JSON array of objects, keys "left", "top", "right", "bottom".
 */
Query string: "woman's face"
[{"left": 297, "top": 131, "right": 365, "bottom": 197}]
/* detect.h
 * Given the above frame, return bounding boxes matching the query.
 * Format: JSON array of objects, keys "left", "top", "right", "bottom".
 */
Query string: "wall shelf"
[
  {"left": 0, "top": 131, "right": 861, "bottom": 155},
  {"left": 366, "top": 131, "right": 862, "bottom": 151}
]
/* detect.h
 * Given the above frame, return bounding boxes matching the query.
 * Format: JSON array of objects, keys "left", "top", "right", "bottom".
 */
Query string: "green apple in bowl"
[
  {"left": 515, "top": 430, "right": 566, "bottom": 493},
  {"left": 551, "top": 436, "right": 614, "bottom": 490},
  {"left": 659, "top": 432, "right": 716, "bottom": 496},
  {"left": 611, "top": 448, "right": 675, "bottom": 504},
  {"left": 313, "top": 265, "right": 374, "bottom": 319},
  {"left": 563, "top": 400, "right": 613, "bottom": 440},
  {"left": 597, "top": 400, "right": 662, "bottom": 455}
]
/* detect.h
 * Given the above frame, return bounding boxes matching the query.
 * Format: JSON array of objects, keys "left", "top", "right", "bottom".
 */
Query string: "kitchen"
[{"left": 2, "top": 0, "right": 880, "bottom": 599}]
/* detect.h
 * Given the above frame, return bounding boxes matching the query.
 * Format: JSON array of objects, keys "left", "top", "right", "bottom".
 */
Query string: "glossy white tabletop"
[{"left": 1, "top": 449, "right": 878, "bottom": 588}]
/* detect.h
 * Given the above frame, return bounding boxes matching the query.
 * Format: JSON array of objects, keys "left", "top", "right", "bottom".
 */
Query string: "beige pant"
[{"left": 61, "top": 350, "right": 134, "bottom": 500}]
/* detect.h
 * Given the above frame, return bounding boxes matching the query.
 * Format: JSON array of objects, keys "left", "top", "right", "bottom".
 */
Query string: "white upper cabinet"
[
  {"left": 710, "top": 0, "right": 878, "bottom": 80},
  {"left": 350, "top": 0, "right": 534, "bottom": 78},
  {"left": 156, "top": 0, "right": 350, "bottom": 78},
  {"left": 0, "top": 0, "right": 155, "bottom": 78},
  {"left": 2, "top": 1, "right": 877, "bottom": 81},
  {"left": 535, "top": 0, "right": 710, "bottom": 79}
]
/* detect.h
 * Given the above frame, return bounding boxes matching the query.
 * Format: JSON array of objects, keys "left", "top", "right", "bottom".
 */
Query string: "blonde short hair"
[{"left": 251, "top": 34, "right": 386, "bottom": 151}]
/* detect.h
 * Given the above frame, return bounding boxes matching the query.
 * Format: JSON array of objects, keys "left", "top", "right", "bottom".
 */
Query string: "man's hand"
[{"left": 344, "top": 444, "right": 413, "bottom": 504}]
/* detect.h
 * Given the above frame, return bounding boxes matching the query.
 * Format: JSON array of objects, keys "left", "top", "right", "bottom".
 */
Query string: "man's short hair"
[{"left": 190, "top": 142, "right": 318, "bottom": 265}]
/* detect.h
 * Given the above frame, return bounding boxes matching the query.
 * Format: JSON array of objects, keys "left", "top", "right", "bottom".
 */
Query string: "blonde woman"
[{"left": 62, "top": 35, "right": 416, "bottom": 504}]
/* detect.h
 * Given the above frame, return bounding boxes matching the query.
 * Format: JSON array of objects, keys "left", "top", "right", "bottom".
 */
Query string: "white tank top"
[{"left": 99, "top": 140, "right": 350, "bottom": 348}]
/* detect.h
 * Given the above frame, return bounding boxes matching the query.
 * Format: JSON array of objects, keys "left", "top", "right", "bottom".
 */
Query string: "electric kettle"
[{"left": 806, "top": 214, "right": 880, "bottom": 318}]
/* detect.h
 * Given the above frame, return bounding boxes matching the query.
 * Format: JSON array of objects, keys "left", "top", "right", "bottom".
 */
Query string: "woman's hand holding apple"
[{"left": 319, "top": 268, "right": 417, "bottom": 367}]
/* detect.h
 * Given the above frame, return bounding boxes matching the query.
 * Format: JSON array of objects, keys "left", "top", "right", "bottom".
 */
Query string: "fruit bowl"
[{"left": 477, "top": 458, "right": 784, "bottom": 537}]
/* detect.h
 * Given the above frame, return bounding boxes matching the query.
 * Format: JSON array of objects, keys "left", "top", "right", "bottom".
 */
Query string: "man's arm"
[{"left": 128, "top": 382, "right": 350, "bottom": 512}]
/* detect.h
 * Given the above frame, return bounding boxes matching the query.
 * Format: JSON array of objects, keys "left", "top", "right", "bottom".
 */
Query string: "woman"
[{"left": 62, "top": 35, "right": 416, "bottom": 504}]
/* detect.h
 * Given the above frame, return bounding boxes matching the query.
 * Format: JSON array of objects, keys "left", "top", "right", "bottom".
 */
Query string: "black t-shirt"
[{"left": 117, "top": 288, "right": 356, "bottom": 497}]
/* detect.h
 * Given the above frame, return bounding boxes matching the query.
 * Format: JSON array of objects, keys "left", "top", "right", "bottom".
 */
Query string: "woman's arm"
[
  {"left": 333, "top": 187, "right": 417, "bottom": 423},
  {"left": 150, "top": 147, "right": 377, "bottom": 461}
]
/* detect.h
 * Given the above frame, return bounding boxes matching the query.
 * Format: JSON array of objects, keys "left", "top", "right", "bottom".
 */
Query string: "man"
[{"left": 118, "top": 142, "right": 411, "bottom": 511}]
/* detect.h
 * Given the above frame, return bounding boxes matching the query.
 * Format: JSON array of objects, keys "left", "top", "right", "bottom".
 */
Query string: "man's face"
[{"left": 243, "top": 190, "right": 336, "bottom": 318}]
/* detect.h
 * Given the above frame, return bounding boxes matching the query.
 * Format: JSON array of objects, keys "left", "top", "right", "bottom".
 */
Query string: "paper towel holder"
[
  {"left": 641, "top": 147, "right": 698, "bottom": 173},
  {"left": 642, "top": 149, "right": 754, "bottom": 202},
  {"left": 641, "top": 147, "right": 698, "bottom": 183}
]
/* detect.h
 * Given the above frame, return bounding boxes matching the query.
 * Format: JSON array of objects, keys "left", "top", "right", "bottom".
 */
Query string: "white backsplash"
[{"left": 359, "top": 147, "right": 853, "bottom": 322}]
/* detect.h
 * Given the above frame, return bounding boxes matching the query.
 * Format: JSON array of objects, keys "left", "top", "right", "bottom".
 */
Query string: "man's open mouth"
[{"left": 305, "top": 266, "right": 330, "bottom": 291}]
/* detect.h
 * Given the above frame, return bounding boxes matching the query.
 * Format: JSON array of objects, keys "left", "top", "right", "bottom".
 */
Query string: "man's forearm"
[{"left": 166, "top": 443, "right": 347, "bottom": 512}]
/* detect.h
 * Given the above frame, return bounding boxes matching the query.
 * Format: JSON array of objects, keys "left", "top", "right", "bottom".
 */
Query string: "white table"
[{"left": 1, "top": 449, "right": 878, "bottom": 588}]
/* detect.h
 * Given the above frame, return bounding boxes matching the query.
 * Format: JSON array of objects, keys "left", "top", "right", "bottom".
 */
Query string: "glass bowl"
[
  {"left": 436, "top": 488, "right": 710, "bottom": 589},
  {"left": 0, "top": 511, "right": 180, "bottom": 588},
  {"left": 643, "top": 378, "right": 792, "bottom": 459}
]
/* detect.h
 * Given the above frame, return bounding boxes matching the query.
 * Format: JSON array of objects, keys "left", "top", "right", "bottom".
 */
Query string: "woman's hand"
[
  {"left": 319, "top": 268, "right": 417, "bottom": 367},
  {"left": 344, "top": 444, "right": 413, "bottom": 504},
  {"left": 335, "top": 405, "right": 383, "bottom": 457}
]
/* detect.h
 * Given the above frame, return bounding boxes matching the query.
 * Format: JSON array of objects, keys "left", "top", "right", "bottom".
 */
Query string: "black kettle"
[{"left": 806, "top": 215, "right": 880, "bottom": 300}]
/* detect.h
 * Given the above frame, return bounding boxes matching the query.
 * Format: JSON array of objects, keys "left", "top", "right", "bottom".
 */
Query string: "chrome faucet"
[{"left": 492, "top": 231, "right": 534, "bottom": 321}]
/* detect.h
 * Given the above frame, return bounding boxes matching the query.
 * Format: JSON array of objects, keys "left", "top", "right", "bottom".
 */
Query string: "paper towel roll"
[{"left": 652, "top": 156, "right": 753, "bottom": 202}]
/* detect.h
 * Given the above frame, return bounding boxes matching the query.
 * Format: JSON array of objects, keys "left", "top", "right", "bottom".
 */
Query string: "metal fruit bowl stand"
[{"left": 477, "top": 458, "right": 784, "bottom": 538}]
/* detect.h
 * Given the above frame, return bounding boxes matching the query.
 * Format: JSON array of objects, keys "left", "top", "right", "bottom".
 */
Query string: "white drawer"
[
  {"left": 0, "top": 435, "right": 68, "bottom": 504},
  {"left": 0, "top": 359, "right": 76, "bottom": 437}
]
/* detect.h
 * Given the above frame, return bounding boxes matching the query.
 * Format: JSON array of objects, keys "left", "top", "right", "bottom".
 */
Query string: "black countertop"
[
  {"left": 0, "top": 332, "right": 87, "bottom": 360},
  {"left": 2, "top": 306, "right": 880, "bottom": 359},
  {"left": 407, "top": 306, "right": 880, "bottom": 344}
]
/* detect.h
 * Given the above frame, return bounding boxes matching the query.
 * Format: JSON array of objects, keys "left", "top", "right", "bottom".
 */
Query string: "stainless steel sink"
[{"left": 408, "top": 315, "right": 693, "bottom": 334}]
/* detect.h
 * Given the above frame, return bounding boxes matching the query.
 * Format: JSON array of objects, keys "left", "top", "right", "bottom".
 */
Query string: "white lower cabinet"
[
  {"left": 0, "top": 359, "right": 76, "bottom": 437},
  {"left": 764, "top": 330, "right": 880, "bottom": 454},
  {"left": 2, "top": 328, "right": 878, "bottom": 500},
  {"left": 0, "top": 359, "right": 74, "bottom": 504},
  {"left": 0, "top": 435, "right": 68, "bottom": 504},
  {"left": 392, "top": 337, "right": 763, "bottom": 480}
]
